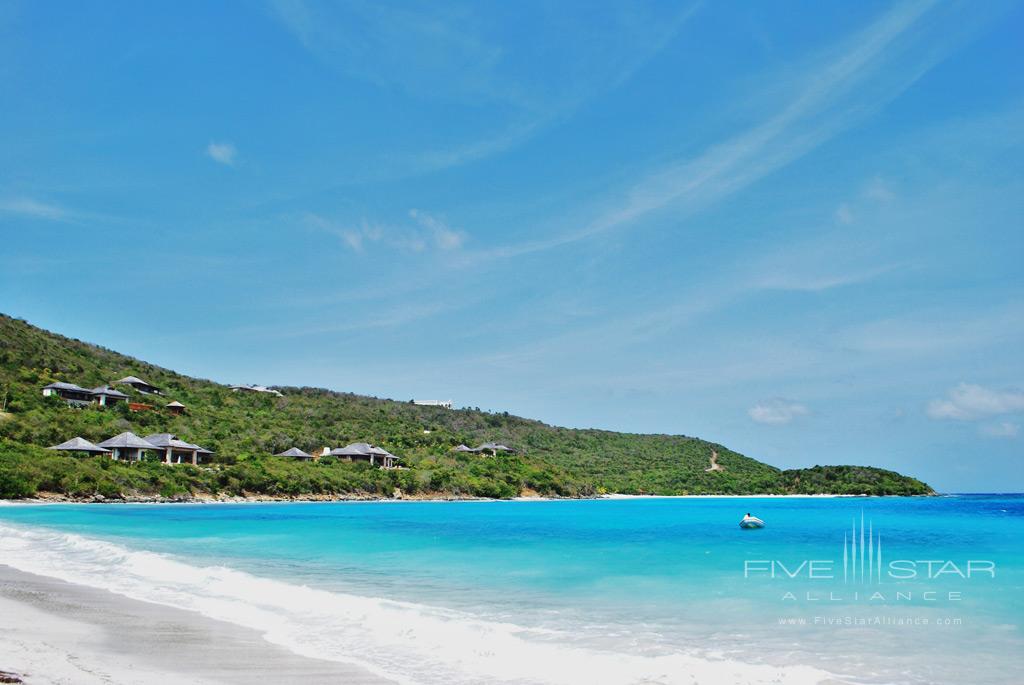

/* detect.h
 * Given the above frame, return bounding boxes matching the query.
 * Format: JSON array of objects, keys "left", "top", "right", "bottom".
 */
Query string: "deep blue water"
[{"left": 1, "top": 496, "right": 1021, "bottom": 684}]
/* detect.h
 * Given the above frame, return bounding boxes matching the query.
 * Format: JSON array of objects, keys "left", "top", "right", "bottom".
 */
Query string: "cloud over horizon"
[
  {"left": 748, "top": 399, "right": 810, "bottom": 425},
  {"left": 206, "top": 142, "right": 237, "bottom": 166},
  {"left": 980, "top": 421, "right": 1020, "bottom": 439},
  {"left": 0, "top": 197, "right": 69, "bottom": 221},
  {"left": 926, "top": 383, "right": 1024, "bottom": 421}
]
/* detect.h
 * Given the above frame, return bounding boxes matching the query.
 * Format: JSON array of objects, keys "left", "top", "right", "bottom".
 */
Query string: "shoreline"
[
  {"left": 0, "top": 534, "right": 838, "bottom": 685},
  {"left": 0, "top": 491, "right": 916, "bottom": 506},
  {"left": 0, "top": 564, "right": 393, "bottom": 685}
]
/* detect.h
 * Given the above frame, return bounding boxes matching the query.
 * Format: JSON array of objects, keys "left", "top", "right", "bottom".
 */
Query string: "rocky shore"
[{"left": 16, "top": 489, "right": 501, "bottom": 504}]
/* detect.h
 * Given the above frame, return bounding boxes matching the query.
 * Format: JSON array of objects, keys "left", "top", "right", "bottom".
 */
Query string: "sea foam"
[{"left": 0, "top": 523, "right": 834, "bottom": 685}]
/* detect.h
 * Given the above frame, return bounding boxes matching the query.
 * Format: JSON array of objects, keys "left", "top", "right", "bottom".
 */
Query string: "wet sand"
[{"left": 0, "top": 565, "right": 392, "bottom": 684}]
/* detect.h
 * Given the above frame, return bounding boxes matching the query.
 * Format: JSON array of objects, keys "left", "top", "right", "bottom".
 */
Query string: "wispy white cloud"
[
  {"left": 269, "top": 0, "right": 506, "bottom": 105},
  {"left": 305, "top": 215, "right": 385, "bottom": 253},
  {"left": 927, "top": 383, "right": 1024, "bottom": 421},
  {"left": 447, "top": 92, "right": 1020, "bottom": 375},
  {"left": 216, "top": 289, "right": 486, "bottom": 340},
  {"left": 207, "top": 141, "right": 237, "bottom": 166},
  {"left": 981, "top": 421, "right": 1020, "bottom": 439},
  {"left": 442, "top": 224, "right": 909, "bottom": 382},
  {"left": 411, "top": 120, "right": 548, "bottom": 173},
  {"left": 838, "top": 304, "right": 1024, "bottom": 355},
  {"left": 470, "top": 0, "right": 976, "bottom": 261},
  {"left": 341, "top": 221, "right": 385, "bottom": 252},
  {"left": 863, "top": 175, "right": 897, "bottom": 202},
  {"left": 306, "top": 210, "right": 466, "bottom": 254},
  {"left": 835, "top": 203, "right": 855, "bottom": 225},
  {"left": 0, "top": 197, "right": 70, "bottom": 221},
  {"left": 754, "top": 264, "right": 897, "bottom": 293},
  {"left": 270, "top": 1, "right": 696, "bottom": 173},
  {"left": 408, "top": 209, "right": 465, "bottom": 250},
  {"left": 242, "top": 301, "right": 456, "bottom": 339},
  {"left": 749, "top": 398, "right": 810, "bottom": 425},
  {"left": 412, "top": 5, "right": 700, "bottom": 173}
]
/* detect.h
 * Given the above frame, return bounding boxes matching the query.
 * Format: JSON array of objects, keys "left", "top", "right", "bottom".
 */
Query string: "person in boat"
[{"left": 740, "top": 512, "right": 764, "bottom": 528}]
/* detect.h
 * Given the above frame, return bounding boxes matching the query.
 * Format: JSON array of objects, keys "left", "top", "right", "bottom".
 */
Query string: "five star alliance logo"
[
  {"left": 743, "top": 511, "right": 996, "bottom": 596},
  {"left": 843, "top": 511, "right": 882, "bottom": 585}
]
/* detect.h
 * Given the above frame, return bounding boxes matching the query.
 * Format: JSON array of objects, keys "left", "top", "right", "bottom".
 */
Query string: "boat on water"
[{"left": 739, "top": 514, "right": 765, "bottom": 529}]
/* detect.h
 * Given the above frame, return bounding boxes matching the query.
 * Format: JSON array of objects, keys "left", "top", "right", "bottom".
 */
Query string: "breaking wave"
[{"left": 0, "top": 523, "right": 834, "bottom": 684}]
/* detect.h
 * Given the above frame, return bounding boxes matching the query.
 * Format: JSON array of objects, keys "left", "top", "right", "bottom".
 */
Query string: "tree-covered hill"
[{"left": 0, "top": 314, "right": 934, "bottom": 499}]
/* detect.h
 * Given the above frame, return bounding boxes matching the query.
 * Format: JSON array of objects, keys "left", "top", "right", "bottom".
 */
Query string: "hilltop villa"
[
  {"left": 42, "top": 382, "right": 98, "bottom": 406},
  {"left": 230, "top": 384, "right": 283, "bottom": 397},
  {"left": 453, "top": 442, "right": 515, "bottom": 455},
  {"left": 413, "top": 399, "right": 453, "bottom": 409},
  {"left": 165, "top": 400, "right": 186, "bottom": 415},
  {"left": 91, "top": 385, "right": 130, "bottom": 406},
  {"left": 41, "top": 375, "right": 183, "bottom": 411},
  {"left": 43, "top": 382, "right": 131, "bottom": 407},
  {"left": 114, "top": 375, "right": 161, "bottom": 394}
]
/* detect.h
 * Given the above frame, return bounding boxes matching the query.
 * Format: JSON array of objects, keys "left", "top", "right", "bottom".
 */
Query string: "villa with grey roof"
[
  {"left": 329, "top": 442, "right": 399, "bottom": 468},
  {"left": 230, "top": 384, "right": 283, "bottom": 397},
  {"left": 165, "top": 400, "right": 186, "bottom": 415},
  {"left": 48, "top": 437, "right": 111, "bottom": 456},
  {"left": 413, "top": 399, "right": 453, "bottom": 409},
  {"left": 275, "top": 447, "right": 313, "bottom": 459},
  {"left": 90, "top": 385, "right": 130, "bottom": 406},
  {"left": 452, "top": 442, "right": 516, "bottom": 455},
  {"left": 144, "top": 433, "right": 213, "bottom": 465},
  {"left": 41, "top": 382, "right": 96, "bottom": 406},
  {"left": 114, "top": 375, "right": 161, "bottom": 394},
  {"left": 41, "top": 376, "right": 186, "bottom": 411},
  {"left": 96, "top": 432, "right": 158, "bottom": 462},
  {"left": 43, "top": 382, "right": 131, "bottom": 407},
  {"left": 50, "top": 431, "right": 212, "bottom": 465}
]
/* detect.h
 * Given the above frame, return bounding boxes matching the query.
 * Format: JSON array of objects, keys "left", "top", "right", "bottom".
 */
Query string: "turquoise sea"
[{"left": 1, "top": 496, "right": 1022, "bottom": 684}]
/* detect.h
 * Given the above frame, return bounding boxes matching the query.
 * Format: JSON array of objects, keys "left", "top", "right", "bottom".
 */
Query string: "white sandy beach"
[{"left": 0, "top": 564, "right": 391, "bottom": 685}]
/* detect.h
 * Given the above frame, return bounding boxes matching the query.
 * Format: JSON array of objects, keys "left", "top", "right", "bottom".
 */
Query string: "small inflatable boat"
[{"left": 739, "top": 516, "right": 765, "bottom": 529}]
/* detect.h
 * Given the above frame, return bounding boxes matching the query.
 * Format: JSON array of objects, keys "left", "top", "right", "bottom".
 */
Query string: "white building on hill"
[{"left": 413, "top": 399, "right": 452, "bottom": 409}]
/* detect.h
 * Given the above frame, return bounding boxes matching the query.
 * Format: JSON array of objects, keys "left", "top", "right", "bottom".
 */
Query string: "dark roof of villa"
[
  {"left": 97, "top": 432, "right": 158, "bottom": 449},
  {"left": 91, "top": 385, "right": 130, "bottom": 398},
  {"left": 43, "top": 381, "right": 91, "bottom": 392},
  {"left": 142, "top": 432, "right": 175, "bottom": 446},
  {"left": 478, "top": 442, "right": 514, "bottom": 452},
  {"left": 115, "top": 375, "right": 159, "bottom": 389},
  {"left": 144, "top": 433, "right": 205, "bottom": 451},
  {"left": 275, "top": 447, "right": 312, "bottom": 458},
  {"left": 328, "top": 443, "right": 397, "bottom": 462},
  {"left": 330, "top": 442, "right": 374, "bottom": 456},
  {"left": 48, "top": 437, "right": 111, "bottom": 453}
]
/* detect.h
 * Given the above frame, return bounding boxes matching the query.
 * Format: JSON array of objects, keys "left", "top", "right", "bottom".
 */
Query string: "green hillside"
[{"left": 0, "top": 314, "right": 933, "bottom": 499}]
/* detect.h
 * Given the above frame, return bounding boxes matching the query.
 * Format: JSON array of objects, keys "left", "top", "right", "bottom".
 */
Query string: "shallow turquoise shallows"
[{"left": 1, "top": 496, "right": 1022, "bottom": 684}]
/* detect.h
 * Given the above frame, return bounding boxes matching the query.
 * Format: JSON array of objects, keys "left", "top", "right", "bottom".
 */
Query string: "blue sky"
[{"left": 2, "top": 1, "right": 1022, "bottom": 492}]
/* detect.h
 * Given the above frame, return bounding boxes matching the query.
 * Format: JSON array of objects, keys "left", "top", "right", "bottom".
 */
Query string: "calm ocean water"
[{"left": 1, "top": 496, "right": 1021, "bottom": 684}]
